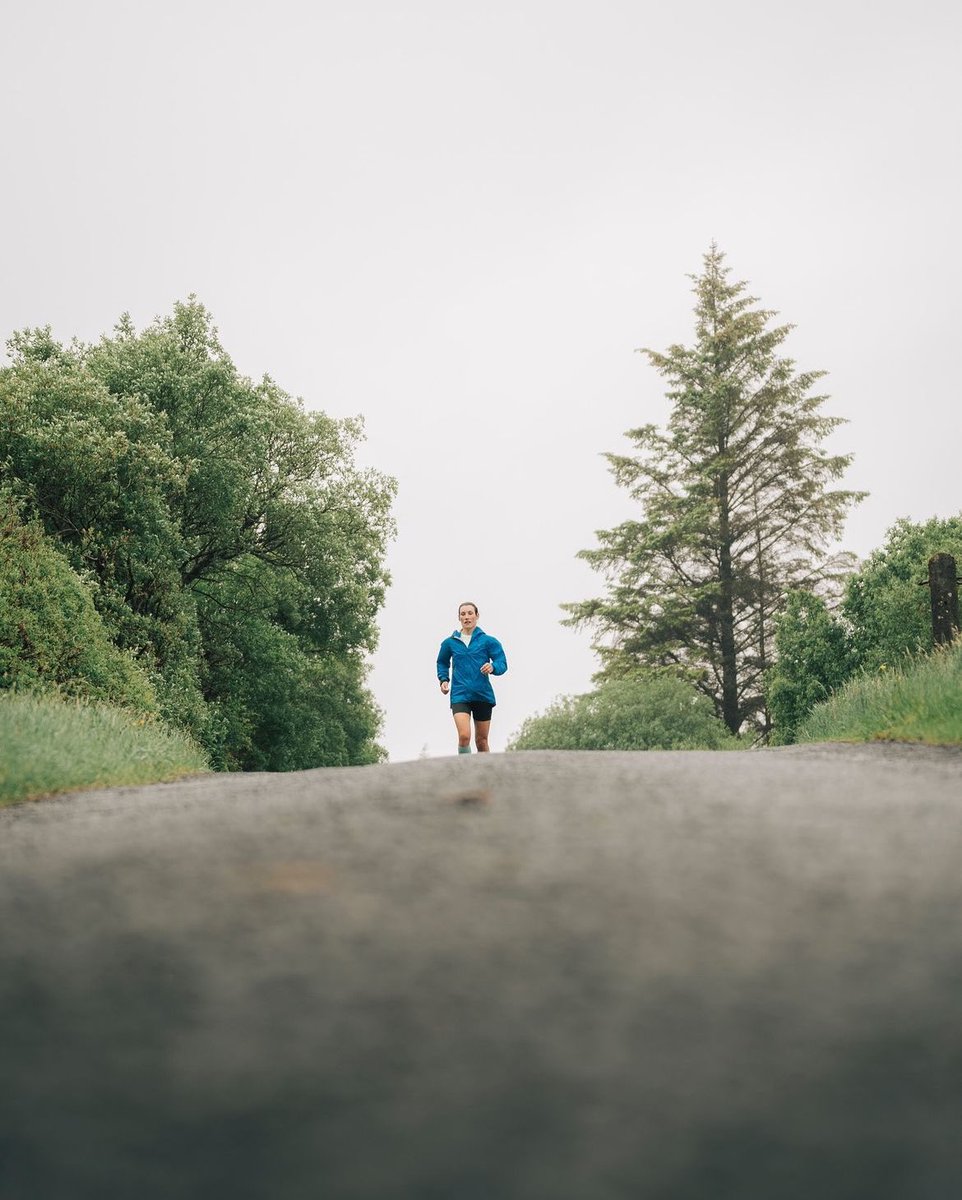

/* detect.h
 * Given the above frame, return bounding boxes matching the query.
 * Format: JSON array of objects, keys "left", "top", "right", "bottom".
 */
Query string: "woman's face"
[{"left": 459, "top": 606, "right": 478, "bottom": 631}]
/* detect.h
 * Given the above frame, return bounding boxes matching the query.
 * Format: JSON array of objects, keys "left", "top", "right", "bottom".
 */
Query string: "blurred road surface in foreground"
[{"left": 2, "top": 744, "right": 961, "bottom": 1199}]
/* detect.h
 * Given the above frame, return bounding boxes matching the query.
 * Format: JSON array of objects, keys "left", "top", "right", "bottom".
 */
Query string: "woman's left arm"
[{"left": 487, "top": 637, "right": 507, "bottom": 676}]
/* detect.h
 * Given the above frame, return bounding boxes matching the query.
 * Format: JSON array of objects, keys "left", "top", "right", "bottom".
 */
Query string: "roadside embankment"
[
  {"left": 798, "top": 641, "right": 962, "bottom": 745},
  {"left": 0, "top": 692, "right": 209, "bottom": 805}
]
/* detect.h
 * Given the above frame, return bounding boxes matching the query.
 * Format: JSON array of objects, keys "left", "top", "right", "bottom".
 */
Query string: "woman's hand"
[
  {"left": 480, "top": 663, "right": 493, "bottom": 675},
  {"left": 440, "top": 680, "right": 450, "bottom": 695}
]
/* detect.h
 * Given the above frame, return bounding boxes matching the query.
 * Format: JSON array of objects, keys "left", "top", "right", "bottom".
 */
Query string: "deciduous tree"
[{"left": 0, "top": 301, "right": 396, "bottom": 766}]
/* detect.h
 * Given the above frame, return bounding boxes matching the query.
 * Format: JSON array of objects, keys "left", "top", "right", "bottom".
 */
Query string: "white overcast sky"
[{"left": 4, "top": 1, "right": 960, "bottom": 760}]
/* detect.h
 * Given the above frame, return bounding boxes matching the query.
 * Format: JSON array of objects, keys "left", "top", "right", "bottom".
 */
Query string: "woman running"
[{"left": 436, "top": 602, "right": 508, "bottom": 754}]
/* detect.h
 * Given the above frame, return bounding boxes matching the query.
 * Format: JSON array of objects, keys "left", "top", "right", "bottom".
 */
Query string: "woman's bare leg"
[
  {"left": 474, "top": 720, "right": 491, "bottom": 752},
  {"left": 453, "top": 711, "right": 472, "bottom": 750}
]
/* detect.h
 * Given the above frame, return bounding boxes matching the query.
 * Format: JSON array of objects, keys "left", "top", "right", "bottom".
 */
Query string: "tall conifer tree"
[{"left": 565, "top": 245, "right": 864, "bottom": 736}]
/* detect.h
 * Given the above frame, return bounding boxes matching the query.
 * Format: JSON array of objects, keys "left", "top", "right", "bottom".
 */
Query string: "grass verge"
[
  {"left": 797, "top": 642, "right": 962, "bottom": 746},
  {"left": 0, "top": 691, "right": 210, "bottom": 806}
]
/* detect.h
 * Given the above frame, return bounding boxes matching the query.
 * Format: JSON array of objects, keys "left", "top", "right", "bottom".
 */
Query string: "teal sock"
[{"left": 458, "top": 745, "right": 471, "bottom": 754}]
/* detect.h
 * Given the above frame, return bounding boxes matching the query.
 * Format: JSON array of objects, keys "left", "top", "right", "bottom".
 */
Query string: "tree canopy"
[
  {"left": 565, "top": 246, "right": 863, "bottom": 736},
  {"left": 0, "top": 300, "right": 396, "bottom": 768}
]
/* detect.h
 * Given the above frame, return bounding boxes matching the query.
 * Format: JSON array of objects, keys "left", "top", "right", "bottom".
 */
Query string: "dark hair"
[{"left": 458, "top": 601, "right": 479, "bottom": 615}]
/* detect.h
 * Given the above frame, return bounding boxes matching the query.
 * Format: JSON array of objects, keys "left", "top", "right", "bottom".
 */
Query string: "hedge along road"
[{"left": 2, "top": 744, "right": 962, "bottom": 1200}]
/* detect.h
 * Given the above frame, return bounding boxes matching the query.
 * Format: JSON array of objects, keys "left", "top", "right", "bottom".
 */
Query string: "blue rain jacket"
[{"left": 437, "top": 627, "right": 508, "bottom": 705}]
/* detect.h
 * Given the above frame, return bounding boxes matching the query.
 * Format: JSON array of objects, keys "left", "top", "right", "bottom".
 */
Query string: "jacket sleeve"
[
  {"left": 437, "top": 640, "right": 452, "bottom": 682},
  {"left": 487, "top": 637, "right": 507, "bottom": 676}
]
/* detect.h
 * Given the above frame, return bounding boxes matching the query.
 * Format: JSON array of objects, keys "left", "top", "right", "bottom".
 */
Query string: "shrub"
[
  {"left": 0, "top": 500, "right": 156, "bottom": 713},
  {"left": 508, "top": 674, "right": 737, "bottom": 751},
  {"left": 843, "top": 515, "right": 962, "bottom": 672},
  {"left": 766, "top": 591, "right": 856, "bottom": 745}
]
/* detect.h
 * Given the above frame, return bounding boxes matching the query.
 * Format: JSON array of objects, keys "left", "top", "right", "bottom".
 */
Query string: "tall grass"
[
  {"left": 796, "top": 642, "right": 962, "bottom": 746},
  {"left": 0, "top": 692, "right": 210, "bottom": 806}
]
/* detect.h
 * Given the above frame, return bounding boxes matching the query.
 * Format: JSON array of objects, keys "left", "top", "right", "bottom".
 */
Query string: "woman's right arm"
[{"left": 437, "top": 641, "right": 452, "bottom": 692}]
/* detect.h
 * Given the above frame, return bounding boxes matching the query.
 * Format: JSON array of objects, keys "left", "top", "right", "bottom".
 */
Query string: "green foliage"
[
  {"left": 0, "top": 322, "right": 204, "bottom": 728},
  {"left": 766, "top": 591, "right": 855, "bottom": 745},
  {"left": 0, "top": 301, "right": 396, "bottom": 768},
  {"left": 196, "top": 559, "right": 385, "bottom": 770},
  {"left": 566, "top": 245, "right": 863, "bottom": 737},
  {"left": 796, "top": 642, "right": 962, "bottom": 746},
  {"left": 508, "top": 674, "right": 738, "bottom": 751},
  {"left": 0, "top": 691, "right": 208, "bottom": 806},
  {"left": 0, "top": 498, "right": 156, "bottom": 713},
  {"left": 842, "top": 515, "right": 962, "bottom": 672},
  {"left": 763, "top": 516, "right": 962, "bottom": 743}
]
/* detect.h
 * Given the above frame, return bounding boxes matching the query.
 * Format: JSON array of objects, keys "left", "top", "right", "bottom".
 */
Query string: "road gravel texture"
[{"left": 2, "top": 744, "right": 962, "bottom": 1199}]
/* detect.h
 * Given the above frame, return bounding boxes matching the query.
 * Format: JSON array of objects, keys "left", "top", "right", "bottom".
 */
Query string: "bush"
[
  {"left": 763, "top": 516, "right": 962, "bottom": 744},
  {"left": 0, "top": 500, "right": 156, "bottom": 713},
  {"left": 766, "top": 591, "right": 856, "bottom": 745},
  {"left": 843, "top": 515, "right": 962, "bottom": 672},
  {"left": 508, "top": 675, "right": 737, "bottom": 751}
]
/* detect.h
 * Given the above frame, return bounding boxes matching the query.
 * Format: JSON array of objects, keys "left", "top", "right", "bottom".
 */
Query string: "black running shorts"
[{"left": 451, "top": 701, "right": 494, "bottom": 722}]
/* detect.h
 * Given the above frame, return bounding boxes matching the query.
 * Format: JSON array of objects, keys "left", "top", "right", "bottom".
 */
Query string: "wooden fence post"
[{"left": 927, "top": 553, "right": 961, "bottom": 645}]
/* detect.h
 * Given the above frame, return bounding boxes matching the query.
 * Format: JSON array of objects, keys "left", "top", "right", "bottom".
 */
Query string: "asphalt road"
[{"left": 2, "top": 744, "right": 962, "bottom": 1199}]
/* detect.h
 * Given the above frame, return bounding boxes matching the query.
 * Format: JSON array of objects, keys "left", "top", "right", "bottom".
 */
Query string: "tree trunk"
[
  {"left": 717, "top": 474, "right": 740, "bottom": 734},
  {"left": 753, "top": 486, "right": 771, "bottom": 739}
]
